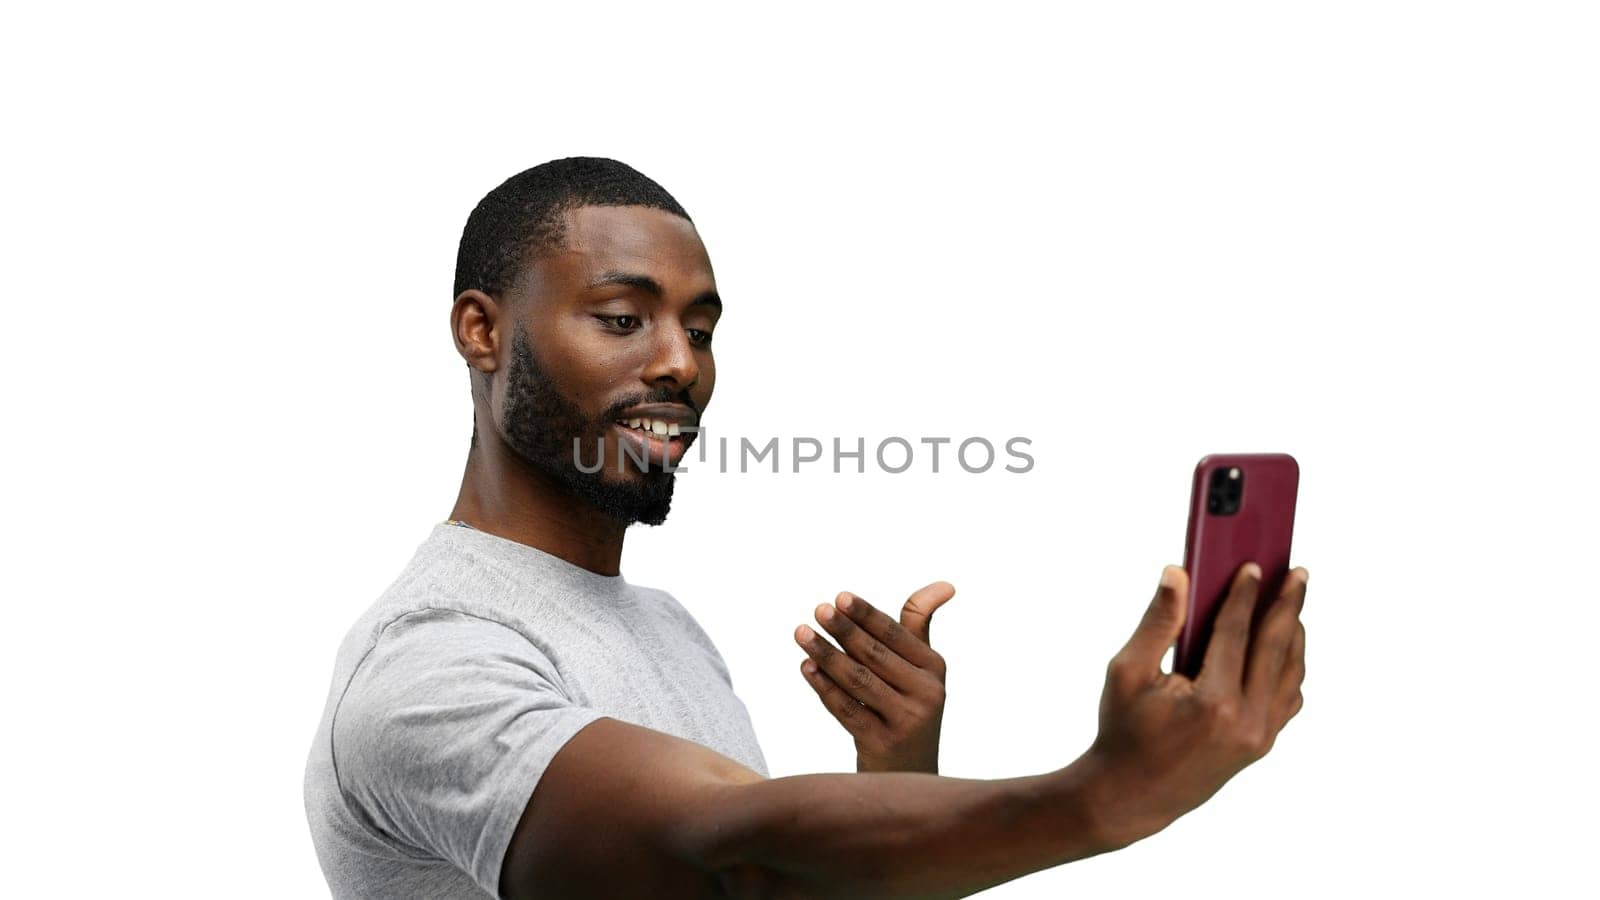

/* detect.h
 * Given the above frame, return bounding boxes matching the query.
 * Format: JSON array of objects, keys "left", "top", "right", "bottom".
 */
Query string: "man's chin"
[{"left": 569, "top": 469, "right": 677, "bottom": 527}]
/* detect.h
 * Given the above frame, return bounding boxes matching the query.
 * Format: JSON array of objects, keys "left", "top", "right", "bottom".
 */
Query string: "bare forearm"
[{"left": 681, "top": 750, "right": 1133, "bottom": 899}]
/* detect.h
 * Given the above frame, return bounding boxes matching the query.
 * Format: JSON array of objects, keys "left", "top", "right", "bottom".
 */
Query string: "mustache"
[{"left": 600, "top": 388, "right": 700, "bottom": 423}]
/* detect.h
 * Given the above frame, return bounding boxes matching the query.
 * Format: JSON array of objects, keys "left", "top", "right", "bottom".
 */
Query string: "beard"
[{"left": 498, "top": 329, "right": 682, "bottom": 526}]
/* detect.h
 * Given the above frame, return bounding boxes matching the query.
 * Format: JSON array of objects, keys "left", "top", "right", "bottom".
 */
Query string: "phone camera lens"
[{"left": 1206, "top": 466, "right": 1244, "bottom": 516}]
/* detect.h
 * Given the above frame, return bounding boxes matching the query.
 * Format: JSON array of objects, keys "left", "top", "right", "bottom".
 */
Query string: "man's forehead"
[{"left": 556, "top": 205, "right": 711, "bottom": 277}]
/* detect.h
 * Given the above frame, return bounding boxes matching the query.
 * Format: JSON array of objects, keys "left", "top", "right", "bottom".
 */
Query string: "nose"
[{"left": 641, "top": 324, "right": 699, "bottom": 391}]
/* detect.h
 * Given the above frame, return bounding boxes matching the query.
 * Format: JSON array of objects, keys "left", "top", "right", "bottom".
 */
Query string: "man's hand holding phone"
[{"left": 1081, "top": 561, "right": 1309, "bottom": 848}]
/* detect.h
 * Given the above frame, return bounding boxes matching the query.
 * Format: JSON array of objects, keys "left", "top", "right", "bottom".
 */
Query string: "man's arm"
[
  {"left": 503, "top": 716, "right": 1113, "bottom": 900},
  {"left": 502, "top": 563, "right": 1308, "bottom": 899}
]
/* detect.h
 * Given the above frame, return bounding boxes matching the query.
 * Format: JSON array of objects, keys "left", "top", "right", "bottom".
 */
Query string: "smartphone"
[{"left": 1174, "top": 453, "right": 1299, "bottom": 679}]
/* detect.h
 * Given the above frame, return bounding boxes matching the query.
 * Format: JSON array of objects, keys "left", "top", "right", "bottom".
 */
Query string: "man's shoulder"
[
  {"left": 346, "top": 525, "right": 584, "bottom": 648},
  {"left": 629, "top": 583, "right": 712, "bottom": 634},
  {"left": 314, "top": 529, "right": 570, "bottom": 724},
  {"left": 624, "top": 583, "right": 737, "bottom": 680}
]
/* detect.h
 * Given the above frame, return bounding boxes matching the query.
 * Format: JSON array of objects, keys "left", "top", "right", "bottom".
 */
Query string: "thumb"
[
  {"left": 1114, "top": 565, "right": 1189, "bottom": 675},
  {"left": 901, "top": 581, "right": 956, "bottom": 645}
]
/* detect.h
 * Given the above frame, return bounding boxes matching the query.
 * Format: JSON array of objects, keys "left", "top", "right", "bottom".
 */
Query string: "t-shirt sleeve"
[{"left": 331, "top": 607, "right": 607, "bottom": 896}]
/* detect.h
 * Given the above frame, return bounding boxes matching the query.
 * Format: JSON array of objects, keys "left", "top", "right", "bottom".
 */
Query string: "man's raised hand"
[{"left": 793, "top": 582, "right": 956, "bottom": 774}]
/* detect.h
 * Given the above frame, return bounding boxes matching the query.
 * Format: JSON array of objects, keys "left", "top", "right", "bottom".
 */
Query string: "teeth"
[{"left": 619, "top": 416, "right": 685, "bottom": 437}]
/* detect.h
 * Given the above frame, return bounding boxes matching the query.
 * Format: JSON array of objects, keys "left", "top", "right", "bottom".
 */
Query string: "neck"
[{"left": 448, "top": 427, "right": 627, "bottom": 577}]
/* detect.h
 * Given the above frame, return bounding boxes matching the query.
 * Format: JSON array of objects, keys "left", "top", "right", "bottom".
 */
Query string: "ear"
[{"left": 452, "top": 289, "right": 503, "bottom": 379}]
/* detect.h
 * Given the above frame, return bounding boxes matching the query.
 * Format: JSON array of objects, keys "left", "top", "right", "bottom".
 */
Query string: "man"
[{"left": 303, "top": 157, "right": 1309, "bottom": 898}]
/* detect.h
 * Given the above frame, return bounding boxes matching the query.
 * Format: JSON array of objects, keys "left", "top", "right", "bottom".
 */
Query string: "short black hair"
[{"left": 453, "top": 157, "right": 692, "bottom": 299}]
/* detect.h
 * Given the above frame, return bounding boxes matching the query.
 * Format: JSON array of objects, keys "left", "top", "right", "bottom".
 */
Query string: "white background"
[{"left": 3, "top": 2, "right": 1596, "bottom": 896}]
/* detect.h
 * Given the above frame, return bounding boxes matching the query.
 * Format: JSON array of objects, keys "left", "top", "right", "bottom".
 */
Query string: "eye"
[
  {"left": 596, "top": 314, "right": 641, "bottom": 332},
  {"left": 687, "top": 328, "right": 713, "bottom": 347}
]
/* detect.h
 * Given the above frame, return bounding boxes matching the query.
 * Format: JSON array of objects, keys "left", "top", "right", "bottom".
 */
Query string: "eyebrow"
[{"left": 590, "top": 270, "right": 722, "bottom": 309}]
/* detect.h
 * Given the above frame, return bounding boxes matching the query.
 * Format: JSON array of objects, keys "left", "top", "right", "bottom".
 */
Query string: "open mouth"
[
  {"left": 610, "top": 417, "right": 691, "bottom": 469},
  {"left": 618, "top": 416, "right": 684, "bottom": 438}
]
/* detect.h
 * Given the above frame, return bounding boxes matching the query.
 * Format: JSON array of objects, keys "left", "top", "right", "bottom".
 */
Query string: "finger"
[
  {"left": 1112, "top": 565, "right": 1190, "bottom": 679},
  {"left": 1244, "top": 567, "right": 1308, "bottom": 706},
  {"left": 1274, "top": 620, "right": 1306, "bottom": 728},
  {"left": 813, "top": 602, "right": 925, "bottom": 693},
  {"left": 1198, "top": 561, "right": 1262, "bottom": 691},
  {"left": 794, "top": 624, "right": 894, "bottom": 712},
  {"left": 899, "top": 581, "right": 956, "bottom": 646},
  {"left": 835, "top": 591, "right": 943, "bottom": 671},
  {"left": 800, "top": 658, "right": 883, "bottom": 732}
]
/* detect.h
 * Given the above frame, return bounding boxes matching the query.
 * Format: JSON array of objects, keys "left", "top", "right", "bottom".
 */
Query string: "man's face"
[{"left": 493, "top": 204, "right": 720, "bottom": 526}]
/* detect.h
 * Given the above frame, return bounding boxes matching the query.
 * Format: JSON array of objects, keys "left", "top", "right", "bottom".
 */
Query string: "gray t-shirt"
[{"left": 303, "top": 522, "right": 768, "bottom": 898}]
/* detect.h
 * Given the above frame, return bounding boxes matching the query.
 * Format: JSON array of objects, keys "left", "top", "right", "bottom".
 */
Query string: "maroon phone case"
[{"left": 1174, "top": 453, "right": 1299, "bottom": 679}]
